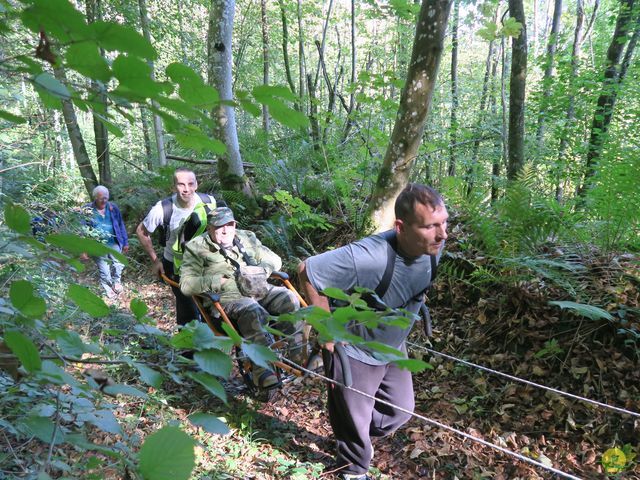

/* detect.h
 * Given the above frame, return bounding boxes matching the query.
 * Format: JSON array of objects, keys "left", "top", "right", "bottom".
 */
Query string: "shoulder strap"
[
  {"left": 160, "top": 196, "right": 173, "bottom": 246},
  {"left": 233, "top": 236, "right": 256, "bottom": 266},
  {"left": 375, "top": 231, "right": 397, "bottom": 299}
]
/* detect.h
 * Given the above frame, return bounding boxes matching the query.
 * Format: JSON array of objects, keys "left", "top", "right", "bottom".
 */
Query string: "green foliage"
[
  {"left": 138, "top": 426, "right": 196, "bottom": 480},
  {"left": 548, "top": 301, "right": 614, "bottom": 321}
]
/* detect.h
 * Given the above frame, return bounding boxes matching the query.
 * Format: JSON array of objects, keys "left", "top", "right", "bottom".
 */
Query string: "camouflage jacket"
[{"left": 179, "top": 229, "right": 282, "bottom": 301}]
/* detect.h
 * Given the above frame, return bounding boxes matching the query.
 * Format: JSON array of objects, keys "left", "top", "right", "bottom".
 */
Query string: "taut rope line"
[
  {"left": 280, "top": 356, "right": 586, "bottom": 480},
  {"left": 406, "top": 341, "right": 640, "bottom": 418}
]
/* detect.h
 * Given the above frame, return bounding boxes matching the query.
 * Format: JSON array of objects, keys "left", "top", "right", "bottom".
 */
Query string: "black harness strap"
[
  {"left": 160, "top": 192, "right": 215, "bottom": 247},
  {"left": 217, "top": 236, "right": 257, "bottom": 270}
]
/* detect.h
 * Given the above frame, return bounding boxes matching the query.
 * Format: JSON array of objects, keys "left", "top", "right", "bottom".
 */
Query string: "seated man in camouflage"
[{"left": 180, "top": 207, "right": 302, "bottom": 388}]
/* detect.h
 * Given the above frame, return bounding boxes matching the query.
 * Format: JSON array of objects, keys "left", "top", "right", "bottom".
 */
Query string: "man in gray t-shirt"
[{"left": 299, "top": 183, "right": 448, "bottom": 480}]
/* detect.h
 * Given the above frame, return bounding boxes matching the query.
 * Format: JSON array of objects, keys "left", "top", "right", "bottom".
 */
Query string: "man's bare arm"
[
  {"left": 298, "top": 261, "right": 337, "bottom": 352},
  {"left": 136, "top": 222, "right": 164, "bottom": 277}
]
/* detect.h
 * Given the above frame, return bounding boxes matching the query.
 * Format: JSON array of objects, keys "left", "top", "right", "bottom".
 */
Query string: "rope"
[
  {"left": 406, "top": 341, "right": 640, "bottom": 419},
  {"left": 280, "top": 356, "right": 586, "bottom": 480}
]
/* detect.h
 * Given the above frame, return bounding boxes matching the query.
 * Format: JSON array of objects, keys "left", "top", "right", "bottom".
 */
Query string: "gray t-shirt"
[
  {"left": 142, "top": 193, "right": 213, "bottom": 261},
  {"left": 305, "top": 230, "right": 442, "bottom": 365}
]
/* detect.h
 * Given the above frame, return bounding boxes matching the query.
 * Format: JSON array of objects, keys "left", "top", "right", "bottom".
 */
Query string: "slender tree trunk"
[
  {"left": 489, "top": 50, "right": 501, "bottom": 202},
  {"left": 342, "top": 0, "right": 357, "bottom": 141},
  {"left": 367, "top": 0, "right": 454, "bottom": 231},
  {"left": 139, "top": 106, "right": 153, "bottom": 170},
  {"left": 278, "top": 0, "right": 298, "bottom": 108},
  {"left": 260, "top": 0, "right": 270, "bottom": 133},
  {"left": 507, "top": 0, "right": 527, "bottom": 180},
  {"left": 536, "top": 0, "right": 562, "bottom": 149},
  {"left": 138, "top": 0, "right": 167, "bottom": 167},
  {"left": 208, "top": 0, "right": 252, "bottom": 195},
  {"left": 86, "top": 0, "right": 111, "bottom": 186},
  {"left": 297, "top": 0, "right": 307, "bottom": 113},
  {"left": 555, "top": 0, "right": 584, "bottom": 202},
  {"left": 580, "top": 0, "right": 637, "bottom": 196},
  {"left": 53, "top": 67, "right": 98, "bottom": 197},
  {"left": 500, "top": 36, "right": 509, "bottom": 175},
  {"left": 307, "top": 74, "right": 321, "bottom": 151},
  {"left": 313, "top": 0, "right": 334, "bottom": 90},
  {"left": 448, "top": 0, "right": 460, "bottom": 176}
]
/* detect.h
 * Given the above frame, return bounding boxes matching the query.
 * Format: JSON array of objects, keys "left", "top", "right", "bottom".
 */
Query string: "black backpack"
[{"left": 156, "top": 192, "right": 218, "bottom": 247}]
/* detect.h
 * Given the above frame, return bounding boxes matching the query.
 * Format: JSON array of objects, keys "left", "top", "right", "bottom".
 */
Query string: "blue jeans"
[{"left": 95, "top": 243, "right": 125, "bottom": 295}]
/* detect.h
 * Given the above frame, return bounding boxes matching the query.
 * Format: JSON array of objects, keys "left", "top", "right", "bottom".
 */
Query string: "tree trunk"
[
  {"left": 448, "top": 0, "right": 460, "bottom": 177},
  {"left": 580, "top": 0, "right": 637, "bottom": 196},
  {"left": 138, "top": 0, "right": 167, "bottom": 167},
  {"left": 500, "top": 36, "right": 509, "bottom": 178},
  {"left": 555, "top": 0, "right": 584, "bottom": 202},
  {"left": 297, "top": 0, "right": 307, "bottom": 113},
  {"left": 139, "top": 106, "right": 153, "bottom": 170},
  {"left": 85, "top": 0, "right": 111, "bottom": 186},
  {"left": 342, "top": 0, "right": 357, "bottom": 141},
  {"left": 53, "top": 67, "right": 98, "bottom": 197},
  {"left": 307, "top": 74, "right": 321, "bottom": 151},
  {"left": 489, "top": 50, "right": 501, "bottom": 202},
  {"left": 367, "top": 0, "right": 453, "bottom": 231},
  {"left": 208, "top": 0, "right": 252, "bottom": 195},
  {"left": 260, "top": 0, "right": 270, "bottom": 133},
  {"left": 278, "top": 0, "right": 298, "bottom": 108},
  {"left": 506, "top": 0, "right": 527, "bottom": 180},
  {"left": 536, "top": 0, "right": 562, "bottom": 149}
]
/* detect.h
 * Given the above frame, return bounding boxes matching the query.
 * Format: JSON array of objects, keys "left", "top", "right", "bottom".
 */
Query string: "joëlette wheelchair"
[{"left": 161, "top": 271, "right": 317, "bottom": 401}]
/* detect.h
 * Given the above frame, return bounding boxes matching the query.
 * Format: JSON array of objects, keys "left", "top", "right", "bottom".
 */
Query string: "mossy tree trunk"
[{"left": 366, "top": 0, "right": 453, "bottom": 232}]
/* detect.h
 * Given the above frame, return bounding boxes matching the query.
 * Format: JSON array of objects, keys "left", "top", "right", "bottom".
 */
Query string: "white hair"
[{"left": 92, "top": 185, "right": 109, "bottom": 199}]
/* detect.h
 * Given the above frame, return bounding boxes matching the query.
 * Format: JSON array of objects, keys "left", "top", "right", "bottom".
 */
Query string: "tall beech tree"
[
  {"left": 208, "top": 0, "right": 252, "bottom": 195},
  {"left": 506, "top": 0, "right": 527, "bottom": 180},
  {"left": 367, "top": 0, "right": 453, "bottom": 231},
  {"left": 580, "top": 0, "right": 638, "bottom": 196}
]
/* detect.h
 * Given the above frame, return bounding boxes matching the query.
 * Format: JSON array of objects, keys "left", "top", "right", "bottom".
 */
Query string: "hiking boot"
[
  {"left": 337, "top": 474, "right": 372, "bottom": 480},
  {"left": 252, "top": 367, "right": 279, "bottom": 389},
  {"left": 306, "top": 351, "right": 323, "bottom": 372},
  {"left": 112, "top": 282, "right": 123, "bottom": 294},
  {"left": 287, "top": 333, "right": 307, "bottom": 366}
]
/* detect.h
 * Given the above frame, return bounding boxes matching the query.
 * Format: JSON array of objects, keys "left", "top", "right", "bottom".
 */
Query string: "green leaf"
[
  {"left": 87, "top": 409, "right": 122, "bottom": 435},
  {"left": 252, "top": 84, "right": 297, "bottom": 102},
  {"left": 241, "top": 342, "right": 277, "bottom": 370},
  {"left": 33, "top": 73, "right": 70, "bottom": 99},
  {"left": 502, "top": 17, "right": 523, "bottom": 37},
  {"left": 179, "top": 83, "right": 219, "bottom": 108},
  {"left": 130, "top": 298, "right": 149, "bottom": 320},
  {"left": 4, "top": 330, "right": 42, "bottom": 373},
  {"left": 0, "top": 109, "right": 26, "bottom": 124},
  {"left": 193, "top": 349, "right": 232, "bottom": 379},
  {"left": 171, "top": 328, "right": 195, "bottom": 349},
  {"left": 165, "top": 63, "right": 202, "bottom": 84},
  {"left": 239, "top": 99, "right": 261, "bottom": 117},
  {"left": 188, "top": 372, "right": 227, "bottom": 403},
  {"left": 548, "top": 301, "right": 614, "bottom": 321},
  {"left": 188, "top": 413, "right": 229, "bottom": 435},
  {"left": 173, "top": 126, "right": 226, "bottom": 154},
  {"left": 112, "top": 55, "right": 163, "bottom": 98},
  {"left": 5, "top": 203, "right": 31, "bottom": 234},
  {"left": 21, "top": 416, "right": 65, "bottom": 444},
  {"left": 10, "top": 280, "right": 46, "bottom": 319},
  {"left": 102, "top": 384, "right": 148, "bottom": 399},
  {"left": 156, "top": 97, "right": 201, "bottom": 120},
  {"left": 134, "top": 363, "right": 163, "bottom": 389},
  {"left": 392, "top": 358, "right": 433, "bottom": 372},
  {"left": 138, "top": 426, "right": 195, "bottom": 480},
  {"left": 89, "top": 21, "right": 157, "bottom": 59},
  {"left": 192, "top": 324, "right": 234, "bottom": 353},
  {"left": 46, "top": 233, "right": 127, "bottom": 263},
  {"left": 221, "top": 323, "right": 243, "bottom": 345},
  {"left": 65, "top": 42, "right": 110, "bottom": 82},
  {"left": 262, "top": 101, "right": 309, "bottom": 129},
  {"left": 67, "top": 284, "right": 110, "bottom": 317},
  {"left": 93, "top": 113, "right": 124, "bottom": 138},
  {"left": 53, "top": 330, "right": 99, "bottom": 357},
  {"left": 21, "top": 0, "right": 89, "bottom": 43},
  {"left": 322, "top": 287, "right": 350, "bottom": 301}
]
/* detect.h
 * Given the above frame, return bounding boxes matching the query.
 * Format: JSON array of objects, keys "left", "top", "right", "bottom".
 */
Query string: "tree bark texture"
[
  {"left": 138, "top": 0, "right": 167, "bottom": 167},
  {"left": 507, "top": 0, "right": 527, "bottom": 180},
  {"left": 555, "top": 0, "right": 584, "bottom": 202},
  {"left": 53, "top": 67, "right": 98, "bottom": 197},
  {"left": 260, "top": 0, "right": 270, "bottom": 133},
  {"left": 367, "top": 0, "right": 454, "bottom": 231},
  {"left": 139, "top": 106, "right": 153, "bottom": 170},
  {"left": 536, "top": 0, "right": 562, "bottom": 148},
  {"left": 278, "top": 0, "right": 298, "bottom": 106},
  {"left": 580, "top": 0, "right": 637, "bottom": 195},
  {"left": 448, "top": 0, "right": 459, "bottom": 177},
  {"left": 208, "top": 0, "right": 252, "bottom": 195},
  {"left": 85, "top": 0, "right": 111, "bottom": 186}
]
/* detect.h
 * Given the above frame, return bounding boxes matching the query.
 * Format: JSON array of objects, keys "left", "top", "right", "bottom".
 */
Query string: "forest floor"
[
  {"left": 7, "top": 244, "right": 638, "bottom": 479},
  {"left": 75, "top": 242, "right": 640, "bottom": 480}
]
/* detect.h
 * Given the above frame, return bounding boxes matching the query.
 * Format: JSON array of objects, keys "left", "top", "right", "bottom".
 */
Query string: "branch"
[{"left": 166, "top": 154, "right": 254, "bottom": 169}]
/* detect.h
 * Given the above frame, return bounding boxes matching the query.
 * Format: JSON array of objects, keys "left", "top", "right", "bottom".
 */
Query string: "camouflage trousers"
[{"left": 221, "top": 286, "right": 301, "bottom": 346}]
